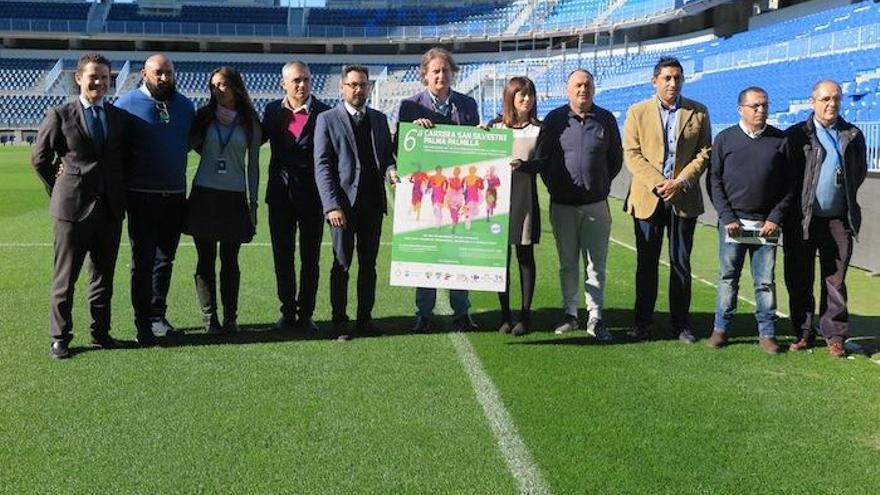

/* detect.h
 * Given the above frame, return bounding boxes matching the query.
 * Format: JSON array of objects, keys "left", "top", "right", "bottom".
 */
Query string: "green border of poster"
[{"left": 390, "top": 123, "right": 513, "bottom": 292}]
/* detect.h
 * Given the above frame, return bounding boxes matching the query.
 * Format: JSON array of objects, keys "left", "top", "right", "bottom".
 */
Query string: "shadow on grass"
[
  {"left": 490, "top": 307, "right": 880, "bottom": 355},
  {"left": 67, "top": 307, "right": 880, "bottom": 356}
]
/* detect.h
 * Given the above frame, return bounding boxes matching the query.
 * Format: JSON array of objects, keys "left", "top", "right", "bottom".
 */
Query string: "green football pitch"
[{"left": 1, "top": 144, "right": 878, "bottom": 493}]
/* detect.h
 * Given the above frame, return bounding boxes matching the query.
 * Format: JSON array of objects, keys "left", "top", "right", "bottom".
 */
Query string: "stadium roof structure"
[{"left": 0, "top": 0, "right": 734, "bottom": 54}]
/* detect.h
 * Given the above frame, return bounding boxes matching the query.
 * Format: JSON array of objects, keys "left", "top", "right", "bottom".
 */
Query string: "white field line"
[
  {"left": 608, "top": 236, "right": 790, "bottom": 318},
  {"left": 448, "top": 332, "right": 553, "bottom": 495}
]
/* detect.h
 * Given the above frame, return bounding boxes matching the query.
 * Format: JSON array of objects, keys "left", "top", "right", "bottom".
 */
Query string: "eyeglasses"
[
  {"left": 814, "top": 95, "right": 842, "bottom": 104},
  {"left": 739, "top": 102, "right": 769, "bottom": 110},
  {"left": 156, "top": 102, "right": 170, "bottom": 124},
  {"left": 342, "top": 82, "right": 370, "bottom": 89}
]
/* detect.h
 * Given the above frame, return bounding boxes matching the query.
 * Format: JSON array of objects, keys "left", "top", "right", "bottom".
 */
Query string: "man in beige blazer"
[{"left": 623, "top": 57, "right": 711, "bottom": 343}]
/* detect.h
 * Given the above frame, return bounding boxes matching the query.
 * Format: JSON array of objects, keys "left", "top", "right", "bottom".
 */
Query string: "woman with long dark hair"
[
  {"left": 488, "top": 76, "right": 541, "bottom": 336},
  {"left": 185, "top": 66, "right": 261, "bottom": 334}
]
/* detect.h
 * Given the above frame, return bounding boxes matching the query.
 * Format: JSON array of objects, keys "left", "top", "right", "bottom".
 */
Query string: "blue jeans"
[
  {"left": 415, "top": 288, "right": 470, "bottom": 320},
  {"left": 714, "top": 225, "right": 778, "bottom": 337}
]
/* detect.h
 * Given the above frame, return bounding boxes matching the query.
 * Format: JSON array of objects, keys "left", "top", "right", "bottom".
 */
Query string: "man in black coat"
[
  {"left": 783, "top": 80, "right": 868, "bottom": 358},
  {"left": 262, "top": 60, "right": 331, "bottom": 332},
  {"left": 31, "top": 53, "right": 129, "bottom": 359}
]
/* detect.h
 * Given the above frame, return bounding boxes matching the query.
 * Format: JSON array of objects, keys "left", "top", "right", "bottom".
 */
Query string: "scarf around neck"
[{"left": 216, "top": 104, "right": 238, "bottom": 126}]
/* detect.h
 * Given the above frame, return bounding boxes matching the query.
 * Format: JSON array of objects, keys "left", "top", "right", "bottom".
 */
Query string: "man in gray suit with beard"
[
  {"left": 32, "top": 53, "right": 129, "bottom": 359},
  {"left": 314, "top": 64, "right": 398, "bottom": 341}
]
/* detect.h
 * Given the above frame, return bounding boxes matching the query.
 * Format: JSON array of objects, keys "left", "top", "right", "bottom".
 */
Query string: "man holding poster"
[
  {"left": 390, "top": 122, "right": 513, "bottom": 328},
  {"left": 397, "top": 47, "right": 484, "bottom": 333}
]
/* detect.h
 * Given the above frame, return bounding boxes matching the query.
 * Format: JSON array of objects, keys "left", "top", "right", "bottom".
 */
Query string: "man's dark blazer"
[
  {"left": 262, "top": 97, "right": 331, "bottom": 206},
  {"left": 314, "top": 104, "right": 395, "bottom": 215},
  {"left": 397, "top": 89, "right": 480, "bottom": 126},
  {"left": 31, "top": 99, "right": 129, "bottom": 342},
  {"left": 32, "top": 101, "right": 129, "bottom": 222}
]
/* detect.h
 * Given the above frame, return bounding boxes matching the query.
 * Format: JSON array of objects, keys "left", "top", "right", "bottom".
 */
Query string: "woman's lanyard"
[{"left": 214, "top": 119, "right": 237, "bottom": 174}]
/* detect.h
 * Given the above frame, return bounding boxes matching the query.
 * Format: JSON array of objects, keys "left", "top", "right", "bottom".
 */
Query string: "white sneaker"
[
  {"left": 150, "top": 318, "right": 174, "bottom": 337},
  {"left": 554, "top": 316, "right": 579, "bottom": 335}
]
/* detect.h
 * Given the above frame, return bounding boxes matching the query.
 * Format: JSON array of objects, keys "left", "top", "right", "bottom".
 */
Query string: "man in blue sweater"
[
  {"left": 707, "top": 87, "right": 793, "bottom": 354},
  {"left": 115, "top": 54, "right": 194, "bottom": 345}
]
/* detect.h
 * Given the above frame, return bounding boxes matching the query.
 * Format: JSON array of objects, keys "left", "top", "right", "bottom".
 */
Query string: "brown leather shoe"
[
  {"left": 788, "top": 332, "right": 814, "bottom": 352},
  {"left": 706, "top": 329, "right": 727, "bottom": 349},
  {"left": 827, "top": 339, "right": 846, "bottom": 358},
  {"left": 758, "top": 337, "right": 780, "bottom": 355}
]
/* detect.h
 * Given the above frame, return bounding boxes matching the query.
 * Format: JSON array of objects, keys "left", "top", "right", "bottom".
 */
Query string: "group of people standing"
[{"left": 32, "top": 48, "right": 866, "bottom": 360}]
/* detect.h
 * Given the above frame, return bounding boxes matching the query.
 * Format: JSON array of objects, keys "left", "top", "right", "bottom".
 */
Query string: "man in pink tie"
[{"left": 262, "top": 60, "right": 331, "bottom": 333}]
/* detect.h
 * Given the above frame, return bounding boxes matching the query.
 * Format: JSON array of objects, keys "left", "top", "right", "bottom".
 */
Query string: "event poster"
[{"left": 390, "top": 123, "right": 513, "bottom": 292}]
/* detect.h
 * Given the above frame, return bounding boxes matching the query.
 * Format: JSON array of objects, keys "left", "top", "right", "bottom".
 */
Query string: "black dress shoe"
[
  {"left": 356, "top": 320, "right": 381, "bottom": 337},
  {"left": 49, "top": 341, "right": 70, "bottom": 359},
  {"left": 452, "top": 315, "right": 479, "bottom": 332},
  {"left": 204, "top": 314, "right": 224, "bottom": 335},
  {"left": 627, "top": 326, "right": 652, "bottom": 341},
  {"left": 222, "top": 318, "right": 240, "bottom": 334},
  {"left": 136, "top": 331, "right": 158, "bottom": 347},
  {"left": 297, "top": 317, "right": 320, "bottom": 333},
  {"left": 412, "top": 316, "right": 434, "bottom": 334},
  {"left": 273, "top": 314, "right": 297, "bottom": 331},
  {"left": 333, "top": 321, "right": 352, "bottom": 341},
  {"left": 90, "top": 334, "right": 121, "bottom": 349}
]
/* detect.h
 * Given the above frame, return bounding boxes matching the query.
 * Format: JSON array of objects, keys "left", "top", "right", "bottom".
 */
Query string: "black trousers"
[
  {"left": 783, "top": 217, "right": 853, "bottom": 340},
  {"left": 126, "top": 191, "right": 185, "bottom": 330},
  {"left": 49, "top": 200, "right": 122, "bottom": 343},
  {"left": 329, "top": 206, "right": 383, "bottom": 324},
  {"left": 268, "top": 198, "right": 324, "bottom": 321},
  {"left": 633, "top": 201, "right": 697, "bottom": 331}
]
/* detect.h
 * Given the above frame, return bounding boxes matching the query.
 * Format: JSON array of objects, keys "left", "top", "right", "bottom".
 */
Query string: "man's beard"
[
  {"left": 146, "top": 80, "right": 176, "bottom": 101},
  {"left": 347, "top": 96, "right": 366, "bottom": 109}
]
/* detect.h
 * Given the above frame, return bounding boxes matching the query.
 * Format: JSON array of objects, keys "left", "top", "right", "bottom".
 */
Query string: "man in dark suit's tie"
[
  {"left": 88, "top": 106, "right": 105, "bottom": 149},
  {"left": 31, "top": 53, "right": 130, "bottom": 359}
]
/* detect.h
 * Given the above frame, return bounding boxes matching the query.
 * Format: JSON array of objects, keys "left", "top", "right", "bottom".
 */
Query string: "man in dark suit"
[
  {"left": 314, "top": 65, "right": 398, "bottom": 340},
  {"left": 32, "top": 53, "right": 129, "bottom": 359},
  {"left": 262, "top": 60, "right": 331, "bottom": 332}
]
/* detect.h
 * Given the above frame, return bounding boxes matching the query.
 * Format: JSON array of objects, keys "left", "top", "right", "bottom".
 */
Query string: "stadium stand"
[
  {"left": 0, "top": 58, "right": 55, "bottom": 91},
  {"left": 1, "top": 0, "right": 878, "bottom": 170},
  {"left": 607, "top": 0, "right": 678, "bottom": 22},
  {"left": 106, "top": 4, "right": 288, "bottom": 25}
]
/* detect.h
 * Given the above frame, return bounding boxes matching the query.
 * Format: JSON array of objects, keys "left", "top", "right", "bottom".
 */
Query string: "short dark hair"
[
  {"left": 738, "top": 86, "right": 767, "bottom": 105},
  {"left": 653, "top": 57, "right": 683, "bottom": 78},
  {"left": 567, "top": 68, "right": 594, "bottom": 82},
  {"left": 342, "top": 64, "right": 369, "bottom": 79},
  {"left": 76, "top": 53, "right": 111, "bottom": 74}
]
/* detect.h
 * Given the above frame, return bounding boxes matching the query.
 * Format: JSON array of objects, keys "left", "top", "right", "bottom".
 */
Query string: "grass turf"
[{"left": 1, "top": 145, "right": 878, "bottom": 493}]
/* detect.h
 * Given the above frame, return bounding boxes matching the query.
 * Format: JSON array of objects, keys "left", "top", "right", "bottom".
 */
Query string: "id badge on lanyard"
[{"left": 215, "top": 120, "right": 237, "bottom": 175}]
